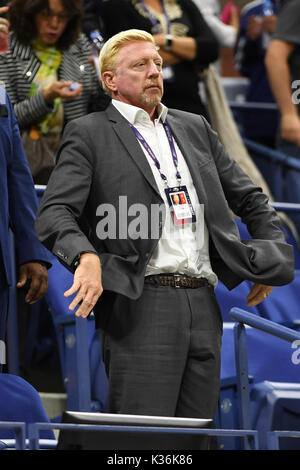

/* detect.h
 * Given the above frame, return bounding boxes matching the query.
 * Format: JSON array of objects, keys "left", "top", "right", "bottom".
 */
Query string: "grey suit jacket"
[{"left": 35, "top": 103, "right": 294, "bottom": 318}]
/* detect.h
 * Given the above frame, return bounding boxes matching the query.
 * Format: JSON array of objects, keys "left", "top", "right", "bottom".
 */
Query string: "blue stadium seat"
[
  {"left": 220, "top": 309, "right": 300, "bottom": 450},
  {"left": 219, "top": 77, "right": 250, "bottom": 102},
  {"left": 0, "top": 374, "right": 55, "bottom": 441},
  {"left": 244, "top": 138, "right": 300, "bottom": 236},
  {"left": 251, "top": 381, "right": 300, "bottom": 450},
  {"left": 284, "top": 164, "right": 300, "bottom": 237}
]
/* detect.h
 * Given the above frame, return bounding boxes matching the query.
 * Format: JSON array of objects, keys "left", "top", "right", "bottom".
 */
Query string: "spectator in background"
[
  {"left": 193, "top": 0, "right": 239, "bottom": 49},
  {"left": 265, "top": 0, "right": 300, "bottom": 159},
  {"left": 81, "top": 0, "right": 106, "bottom": 40},
  {"left": 234, "top": 0, "right": 280, "bottom": 147},
  {"left": 0, "top": 86, "right": 51, "bottom": 368},
  {"left": 100, "top": 0, "right": 219, "bottom": 119},
  {"left": 0, "top": 0, "right": 109, "bottom": 184}
]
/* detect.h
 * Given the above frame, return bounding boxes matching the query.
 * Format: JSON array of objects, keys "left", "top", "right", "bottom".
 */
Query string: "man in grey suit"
[{"left": 35, "top": 30, "right": 294, "bottom": 426}]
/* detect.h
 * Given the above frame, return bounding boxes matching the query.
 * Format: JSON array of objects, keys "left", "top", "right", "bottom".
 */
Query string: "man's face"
[{"left": 104, "top": 41, "right": 164, "bottom": 113}]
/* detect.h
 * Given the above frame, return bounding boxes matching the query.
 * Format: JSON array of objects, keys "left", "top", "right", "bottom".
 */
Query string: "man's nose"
[{"left": 148, "top": 61, "right": 160, "bottom": 76}]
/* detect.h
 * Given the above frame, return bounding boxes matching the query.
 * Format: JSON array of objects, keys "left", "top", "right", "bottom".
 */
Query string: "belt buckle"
[{"left": 174, "top": 274, "right": 181, "bottom": 288}]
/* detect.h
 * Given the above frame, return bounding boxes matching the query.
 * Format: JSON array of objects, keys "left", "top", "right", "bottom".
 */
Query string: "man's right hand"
[
  {"left": 64, "top": 252, "right": 103, "bottom": 318},
  {"left": 281, "top": 114, "right": 300, "bottom": 147}
]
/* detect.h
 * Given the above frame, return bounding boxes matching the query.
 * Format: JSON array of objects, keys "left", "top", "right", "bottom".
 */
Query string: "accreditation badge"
[{"left": 165, "top": 185, "right": 196, "bottom": 225}]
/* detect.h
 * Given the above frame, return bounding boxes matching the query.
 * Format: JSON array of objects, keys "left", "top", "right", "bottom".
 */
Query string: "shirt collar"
[{"left": 112, "top": 99, "right": 168, "bottom": 125}]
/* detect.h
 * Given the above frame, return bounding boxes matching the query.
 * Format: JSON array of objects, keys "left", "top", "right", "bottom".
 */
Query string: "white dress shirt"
[{"left": 112, "top": 99, "right": 218, "bottom": 287}]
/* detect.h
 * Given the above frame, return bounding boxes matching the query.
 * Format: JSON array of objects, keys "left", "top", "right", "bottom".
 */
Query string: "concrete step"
[{"left": 39, "top": 392, "right": 67, "bottom": 420}]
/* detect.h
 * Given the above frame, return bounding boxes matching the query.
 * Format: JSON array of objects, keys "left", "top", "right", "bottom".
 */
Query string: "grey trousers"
[{"left": 101, "top": 283, "right": 222, "bottom": 420}]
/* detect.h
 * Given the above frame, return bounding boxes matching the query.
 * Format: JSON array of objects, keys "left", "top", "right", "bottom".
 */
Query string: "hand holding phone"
[{"left": 69, "top": 82, "right": 79, "bottom": 91}]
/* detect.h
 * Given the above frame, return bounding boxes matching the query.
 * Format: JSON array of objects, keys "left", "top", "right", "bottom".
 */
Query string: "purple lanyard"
[
  {"left": 138, "top": 0, "right": 171, "bottom": 34},
  {"left": 128, "top": 120, "right": 182, "bottom": 184}
]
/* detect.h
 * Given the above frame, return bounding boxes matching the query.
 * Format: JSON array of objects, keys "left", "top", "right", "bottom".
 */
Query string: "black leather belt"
[{"left": 144, "top": 274, "right": 210, "bottom": 289}]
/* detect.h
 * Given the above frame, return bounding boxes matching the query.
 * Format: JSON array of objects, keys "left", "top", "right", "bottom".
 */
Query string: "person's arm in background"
[
  {"left": 101, "top": 0, "right": 218, "bottom": 66},
  {"left": 6, "top": 91, "right": 51, "bottom": 303},
  {"left": 0, "top": 49, "right": 82, "bottom": 129},
  {"left": 154, "top": 0, "right": 219, "bottom": 65},
  {"left": 202, "top": 14, "right": 237, "bottom": 48},
  {"left": 195, "top": 0, "right": 239, "bottom": 49},
  {"left": 234, "top": 12, "right": 277, "bottom": 77},
  {"left": 265, "top": 39, "right": 300, "bottom": 146}
]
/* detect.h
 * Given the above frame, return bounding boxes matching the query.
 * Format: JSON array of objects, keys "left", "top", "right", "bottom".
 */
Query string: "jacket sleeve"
[
  {"left": 6, "top": 91, "right": 52, "bottom": 267},
  {"left": 35, "top": 118, "right": 98, "bottom": 271},
  {"left": 201, "top": 116, "right": 286, "bottom": 242}
]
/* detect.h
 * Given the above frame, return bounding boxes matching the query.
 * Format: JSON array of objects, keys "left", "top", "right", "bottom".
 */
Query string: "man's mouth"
[{"left": 145, "top": 84, "right": 161, "bottom": 91}]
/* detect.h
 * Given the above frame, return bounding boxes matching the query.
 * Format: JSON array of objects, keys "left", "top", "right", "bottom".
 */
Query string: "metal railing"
[{"left": 229, "top": 308, "right": 300, "bottom": 450}]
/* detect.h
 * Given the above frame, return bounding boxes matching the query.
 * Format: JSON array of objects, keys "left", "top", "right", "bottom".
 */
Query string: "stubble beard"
[{"left": 140, "top": 90, "right": 162, "bottom": 109}]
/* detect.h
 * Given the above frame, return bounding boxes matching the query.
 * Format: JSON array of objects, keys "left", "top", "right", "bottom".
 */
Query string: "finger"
[
  {"left": 0, "top": 23, "right": 8, "bottom": 33},
  {"left": 68, "top": 288, "right": 86, "bottom": 311},
  {"left": 247, "top": 287, "right": 270, "bottom": 307},
  {"left": 58, "top": 80, "right": 72, "bottom": 88},
  {"left": 246, "top": 283, "right": 261, "bottom": 302},
  {"left": 26, "top": 276, "right": 48, "bottom": 304},
  {"left": 75, "top": 290, "right": 102, "bottom": 318},
  {"left": 247, "top": 295, "right": 263, "bottom": 307},
  {"left": 74, "top": 298, "right": 94, "bottom": 318},
  {"left": 17, "top": 267, "right": 28, "bottom": 287},
  {"left": 60, "top": 86, "right": 82, "bottom": 100},
  {"left": 64, "top": 279, "right": 81, "bottom": 298},
  {"left": 25, "top": 280, "right": 48, "bottom": 304},
  {"left": 0, "top": 6, "right": 9, "bottom": 15},
  {"left": 25, "top": 276, "right": 43, "bottom": 303}
]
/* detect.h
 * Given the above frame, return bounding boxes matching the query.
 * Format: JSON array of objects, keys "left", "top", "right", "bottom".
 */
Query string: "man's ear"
[{"left": 102, "top": 71, "right": 117, "bottom": 94}]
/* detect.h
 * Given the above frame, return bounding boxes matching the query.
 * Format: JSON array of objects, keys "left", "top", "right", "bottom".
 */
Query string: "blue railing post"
[
  {"left": 0, "top": 422, "right": 26, "bottom": 450},
  {"left": 233, "top": 322, "right": 252, "bottom": 450}
]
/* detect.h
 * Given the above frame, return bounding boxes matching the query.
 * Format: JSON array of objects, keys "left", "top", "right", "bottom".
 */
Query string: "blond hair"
[{"left": 99, "top": 29, "right": 155, "bottom": 94}]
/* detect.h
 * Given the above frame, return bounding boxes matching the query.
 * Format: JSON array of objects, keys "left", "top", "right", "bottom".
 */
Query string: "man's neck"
[{"left": 148, "top": 106, "right": 158, "bottom": 122}]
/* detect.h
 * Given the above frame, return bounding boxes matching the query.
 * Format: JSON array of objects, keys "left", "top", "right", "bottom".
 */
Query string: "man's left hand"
[
  {"left": 246, "top": 283, "right": 274, "bottom": 307},
  {"left": 17, "top": 262, "right": 48, "bottom": 304}
]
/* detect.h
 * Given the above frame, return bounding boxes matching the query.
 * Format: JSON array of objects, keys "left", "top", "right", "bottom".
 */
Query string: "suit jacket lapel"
[
  {"left": 10, "top": 36, "right": 40, "bottom": 84},
  {"left": 166, "top": 114, "right": 208, "bottom": 207},
  {"left": 106, "top": 104, "right": 161, "bottom": 197}
]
